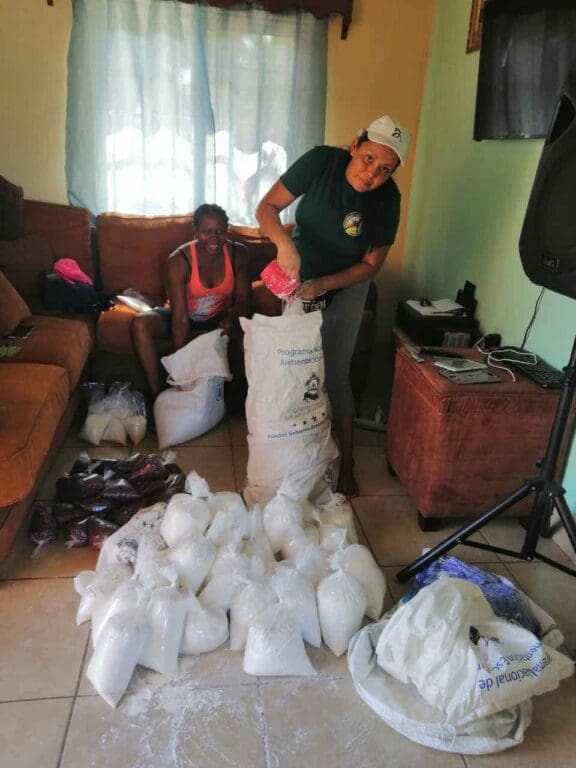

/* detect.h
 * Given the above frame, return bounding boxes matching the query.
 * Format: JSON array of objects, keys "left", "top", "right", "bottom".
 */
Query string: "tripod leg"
[
  {"left": 396, "top": 482, "right": 534, "bottom": 583},
  {"left": 521, "top": 488, "right": 553, "bottom": 559},
  {"left": 553, "top": 493, "right": 576, "bottom": 555}
]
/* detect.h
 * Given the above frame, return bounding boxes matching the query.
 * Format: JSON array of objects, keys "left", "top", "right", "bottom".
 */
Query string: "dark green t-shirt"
[{"left": 281, "top": 146, "right": 401, "bottom": 281}]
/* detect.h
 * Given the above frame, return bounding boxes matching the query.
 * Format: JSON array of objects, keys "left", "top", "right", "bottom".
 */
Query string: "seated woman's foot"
[{"left": 337, "top": 465, "right": 359, "bottom": 499}]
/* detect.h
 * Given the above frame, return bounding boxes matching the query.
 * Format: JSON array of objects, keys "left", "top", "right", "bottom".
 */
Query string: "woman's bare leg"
[{"left": 131, "top": 311, "right": 169, "bottom": 397}]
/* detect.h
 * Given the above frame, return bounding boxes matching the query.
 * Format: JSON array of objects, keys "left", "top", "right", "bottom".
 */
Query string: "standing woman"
[
  {"left": 132, "top": 204, "right": 251, "bottom": 402},
  {"left": 256, "top": 116, "right": 410, "bottom": 497}
]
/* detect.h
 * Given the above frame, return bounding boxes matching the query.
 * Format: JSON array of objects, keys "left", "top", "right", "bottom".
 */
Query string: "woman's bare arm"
[
  {"left": 166, "top": 252, "right": 190, "bottom": 350},
  {"left": 256, "top": 180, "right": 301, "bottom": 280}
]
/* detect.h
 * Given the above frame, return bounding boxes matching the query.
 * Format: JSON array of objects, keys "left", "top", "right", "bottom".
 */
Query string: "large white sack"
[
  {"left": 139, "top": 585, "right": 187, "bottom": 676},
  {"left": 348, "top": 620, "right": 532, "bottom": 755},
  {"left": 229, "top": 581, "right": 279, "bottom": 651},
  {"left": 154, "top": 377, "right": 226, "bottom": 449},
  {"left": 167, "top": 532, "right": 217, "bottom": 594},
  {"left": 180, "top": 594, "right": 229, "bottom": 655},
  {"left": 241, "top": 311, "right": 338, "bottom": 503},
  {"left": 270, "top": 566, "right": 321, "bottom": 647},
  {"left": 317, "top": 570, "right": 366, "bottom": 657},
  {"left": 96, "top": 503, "right": 166, "bottom": 572},
  {"left": 376, "top": 577, "right": 575, "bottom": 727},
  {"left": 87, "top": 606, "right": 150, "bottom": 708},
  {"left": 318, "top": 494, "right": 358, "bottom": 544},
  {"left": 243, "top": 604, "right": 316, "bottom": 677},
  {"left": 160, "top": 494, "right": 212, "bottom": 546},
  {"left": 160, "top": 329, "right": 231, "bottom": 388},
  {"left": 334, "top": 545, "right": 386, "bottom": 621},
  {"left": 74, "top": 564, "right": 132, "bottom": 626},
  {"left": 263, "top": 493, "right": 304, "bottom": 554},
  {"left": 91, "top": 578, "right": 146, "bottom": 648}
]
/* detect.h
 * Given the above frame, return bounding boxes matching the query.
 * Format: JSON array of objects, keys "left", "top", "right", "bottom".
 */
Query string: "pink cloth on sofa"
[{"left": 54, "top": 258, "right": 93, "bottom": 286}]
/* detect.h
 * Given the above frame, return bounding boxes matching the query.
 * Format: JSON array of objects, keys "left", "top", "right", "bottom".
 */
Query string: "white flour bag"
[
  {"left": 317, "top": 569, "right": 367, "bottom": 657},
  {"left": 241, "top": 311, "right": 338, "bottom": 505},
  {"left": 243, "top": 604, "right": 316, "bottom": 677},
  {"left": 333, "top": 545, "right": 386, "bottom": 621},
  {"left": 154, "top": 330, "right": 231, "bottom": 449}
]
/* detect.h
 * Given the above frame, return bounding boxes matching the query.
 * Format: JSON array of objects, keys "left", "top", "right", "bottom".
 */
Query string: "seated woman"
[{"left": 131, "top": 204, "right": 251, "bottom": 401}]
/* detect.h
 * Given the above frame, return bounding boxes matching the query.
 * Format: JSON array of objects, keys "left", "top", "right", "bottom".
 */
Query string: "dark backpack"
[{"left": 39, "top": 271, "right": 113, "bottom": 314}]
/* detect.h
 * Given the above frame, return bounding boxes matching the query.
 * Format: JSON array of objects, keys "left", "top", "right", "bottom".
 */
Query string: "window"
[{"left": 66, "top": 0, "right": 327, "bottom": 223}]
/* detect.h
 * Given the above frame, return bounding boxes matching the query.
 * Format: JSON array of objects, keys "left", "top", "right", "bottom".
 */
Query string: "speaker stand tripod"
[{"left": 397, "top": 334, "right": 576, "bottom": 584}]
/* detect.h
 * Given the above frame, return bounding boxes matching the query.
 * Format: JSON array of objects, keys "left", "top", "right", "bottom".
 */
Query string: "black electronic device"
[
  {"left": 419, "top": 347, "right": 463, "bottom": 358},
  {"left": 490, "top": 347, "right": 564, "bottom": 389},
  {"left": 396, "top": 302, "right": 479, "bottom": 347},
  {"left": 519, "top": 58, "right": 576, "bottom": 300},
  {"left": 5, "top": 323, "right": 33, "bottom": 340}
]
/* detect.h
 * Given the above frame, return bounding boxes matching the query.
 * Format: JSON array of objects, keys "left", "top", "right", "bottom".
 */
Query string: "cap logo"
[{"left": 392, "top": 127, "right": 402, "bottom": 139}]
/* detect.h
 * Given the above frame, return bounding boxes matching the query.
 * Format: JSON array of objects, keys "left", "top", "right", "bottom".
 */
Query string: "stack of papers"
[{"left": 406, "top": 299, "right": 465, "bottom": 316}]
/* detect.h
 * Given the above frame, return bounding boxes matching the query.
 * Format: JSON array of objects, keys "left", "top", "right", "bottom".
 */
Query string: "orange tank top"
[{"left": 186, "top": 241, "right": 235, "bottom": 322}]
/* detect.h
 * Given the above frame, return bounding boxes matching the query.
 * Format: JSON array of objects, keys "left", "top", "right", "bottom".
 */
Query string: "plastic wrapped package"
[
  {"left": 88, "top": 517, "right": 119, "bottom": 550},
  {"left": 319, "top": 525, "right": 348, "bottom": 555},
  {"left": 318, "top": 493, "right": 358, "bottom": 544},
  {"left": 281, "top": 522, "right": 320, "bottom": 561},
  {"left": 206, "top": 506, "right": 250, "bottom": 548},
  {"left": 243, "top": 604, "right": 316, "bottom": 677},
  {"left": 139, "top": 585, "right": 187, "bottom": 676},
  {"left": 207, "top": 492, "right": 247, "bottom": 520},
  {"left": 290, "top": 541, "right": 331, "bottom": 587},
  {"left": 63, "top": 517, "right": 91, "bottom": 549},
  {"left": 167, "top": 532, "right": 217, "bottom": 594},
  {"left": 240, "top": 506, "right": 277, "bottom": 572},
  {"left": 333, "top": 545, "right": 386, "bottom": 621},
  {"left": 317, "top": 569, "right": 367, "bottom": 657},
  {"left": 91, "top": 578, "right": 146, "bottom": 648},
  {"left": 263, "top": 494, "right": 304, "bottom": 554},
  {"left": 28, "top": 502, "right": 59, "bottom": 551},
  {"left": 270, "top": 566, "right": 322, "bottom": 647},
  {"left": 101, "top": 479, "right": 141, "bottom": 502},
  {"left": 136, "top": 552, "right": 179, "bottom": 593},
  {"left": 180, "top": 594, "right": 229, "bottom": 655},
  {"left": 198, "top": 570, "right": 250, "bottom": 613},
  {"left": 73, "top": 564, "right": 132, "bottom": 625},
  {"left": 129, "top": 454, "right": 165, "bottom": 483},
  {"left": 160, "top": 494, "right": 212, "bottom": 546},
  {"left": 56, "top": 473, "right": 105, "bottom": 502},
  {"left": 184, "top": 470, "right": 211, "bottom": 498},
  {"left": 87, "top": 605, "right": 150, "bottom": 708},
  {"left": 230, "top": 580, "right": 279, "bottom": 651},
  {"left": 76, "top": 497, "right": 115, "bottom": 516},
  {"left": 96, "top": 502, "right": 166, "bottom": 572},
  {"left": 80, "top": 382, "right": 147, "bottom": 447}
]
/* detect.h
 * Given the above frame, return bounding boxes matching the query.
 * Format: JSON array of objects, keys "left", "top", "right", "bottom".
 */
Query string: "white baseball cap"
[{"left": 365, "top": 115, "right": 411, "bottom": 166}]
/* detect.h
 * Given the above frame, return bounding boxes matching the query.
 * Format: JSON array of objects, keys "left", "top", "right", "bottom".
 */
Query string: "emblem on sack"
[
  {"left": 303, "top": 373, "right": 320, "bottom": 401},
  {"left": 343, "top": 212, "right": 362, "bottom": 237}
]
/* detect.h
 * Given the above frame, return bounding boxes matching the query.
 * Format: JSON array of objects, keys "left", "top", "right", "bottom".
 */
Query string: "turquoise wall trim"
[{"left": 404, "top": 0, "right": 576, "bottom": 510}]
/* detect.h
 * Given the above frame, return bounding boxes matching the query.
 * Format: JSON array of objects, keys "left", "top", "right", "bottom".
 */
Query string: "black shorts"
[{"left": 154, "top": 306, "right": 221, "bottom": 335}]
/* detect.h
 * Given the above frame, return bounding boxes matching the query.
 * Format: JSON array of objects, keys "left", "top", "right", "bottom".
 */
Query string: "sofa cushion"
[
  {"left": 0, "top": 271, "right": 31, "bottom": 336},
  {"left": 0, "top": 176, "right": 24, "bottom": 241},
  {"left": 97, "top": 302, "right": 142, "bottom": 356},
  {"left": 0, "top": 234, "right": 54, "bottom": 299},
  {"left": 97, "top": 212, "right": 194, "bottom": 300},
  {"left": 1, "top": 315, "right": 92, "bottom": 391},
  {"left": 23, "top": 200, "right": 93, "bottom": 280},
  {"left": 0, "top": 363, "right": 68, "bottom": 506}
]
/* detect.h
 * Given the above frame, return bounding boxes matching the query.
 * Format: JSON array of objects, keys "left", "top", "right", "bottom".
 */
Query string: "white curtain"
[{"left": 66, "top": 0, "right": 327, "bottom": 223}]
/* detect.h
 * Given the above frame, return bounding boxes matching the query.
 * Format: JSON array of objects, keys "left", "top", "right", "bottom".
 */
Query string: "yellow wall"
[
  {"left": 0, "top": 0, "right": 72, "bottom": 203},
  {"left": 326, "top": 0, "right": 436, "bottom": 340}
]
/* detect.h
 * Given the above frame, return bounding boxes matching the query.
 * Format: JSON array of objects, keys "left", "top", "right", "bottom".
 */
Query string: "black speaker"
[{"left": 520, "top": 58, "right": 576, "bottom": 300}]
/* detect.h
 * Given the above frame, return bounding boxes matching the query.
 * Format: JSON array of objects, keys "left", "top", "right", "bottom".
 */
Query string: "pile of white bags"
[
  {"left": 80, "top": 382, "right": 147, "bottom": 446},
  {"left": 74, "top": 473, "right": 384, "bottom": 708},
  {"left": 348, "top": 576, "right": 574, "bottom": 754},
  {"left": 154, "top": 330, "right": 232, "bottom": 449},
  {"left": 240, "top": 306, "right": 339, "bottom": 506}
]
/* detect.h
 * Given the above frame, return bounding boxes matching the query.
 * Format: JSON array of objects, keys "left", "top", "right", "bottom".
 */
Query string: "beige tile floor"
[{"left": 1, "top": 416, "right": 575, "bottom": 768}]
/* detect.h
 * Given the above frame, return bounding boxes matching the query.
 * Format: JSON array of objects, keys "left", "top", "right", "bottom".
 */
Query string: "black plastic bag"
[
  {"left": 28, "top": 502, "right": 59, "bottom": 550},
  {"left": 56, "top": 473, "right": 105, "bottom": 501},
  {"left": 101, "top": 479, "right": 141, "bottom": 502},
  {"left": 88, "top": 517, "right": 119, "bottom": 550}
]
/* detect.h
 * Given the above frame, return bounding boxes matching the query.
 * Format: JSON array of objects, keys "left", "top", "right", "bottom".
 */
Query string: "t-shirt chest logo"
[{"left": 343, "top": 212, "right": 362, "bottom": 237}]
